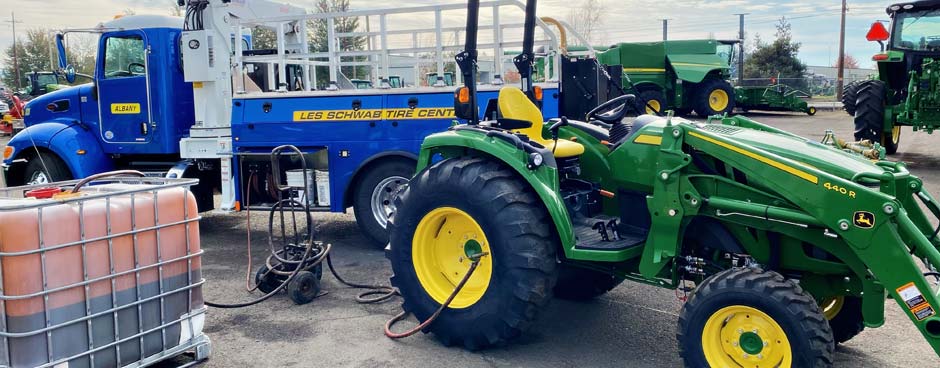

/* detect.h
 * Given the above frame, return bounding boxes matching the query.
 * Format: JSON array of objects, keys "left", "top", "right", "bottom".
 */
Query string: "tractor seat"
[{"left": 497, "top": 87, "right": 585, "bottom": 158}]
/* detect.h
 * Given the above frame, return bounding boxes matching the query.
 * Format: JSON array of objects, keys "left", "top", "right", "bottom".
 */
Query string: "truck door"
[{"left": 97, "top": 31, "right": 152, "bottom": 144}]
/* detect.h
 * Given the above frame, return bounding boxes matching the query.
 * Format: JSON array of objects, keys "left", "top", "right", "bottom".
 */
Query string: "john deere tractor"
[
  {"left": 388, "top": 0, "right": 940, "bottom": 366},
  {"left": 847, "top": 0, "right": 940, "bottom": 154}
]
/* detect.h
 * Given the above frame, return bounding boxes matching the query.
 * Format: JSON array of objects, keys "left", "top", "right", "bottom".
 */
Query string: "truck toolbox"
[{"left": 0, "top": 174, "right": 208, "bottom": 367}]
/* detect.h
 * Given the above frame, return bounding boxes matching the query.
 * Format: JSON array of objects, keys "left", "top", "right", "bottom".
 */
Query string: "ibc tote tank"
[{"left": 0, "top": 173, "right": 210, "bottom": 367}]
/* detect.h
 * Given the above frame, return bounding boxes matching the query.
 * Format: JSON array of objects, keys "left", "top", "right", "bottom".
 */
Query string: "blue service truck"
[{"left": 1, "top": 1, "right": 581, "bottom": 246}]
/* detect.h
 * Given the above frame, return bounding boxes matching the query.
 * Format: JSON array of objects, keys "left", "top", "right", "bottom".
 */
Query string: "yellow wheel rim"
[
  {"left": 645, "top": 99, "right": 662, "bottom": 114},
  {"left": 821, "top": 296, "right": 844, "bottom": 320},
  {"left": 892, "top": 126, "right": 901, "bottom": 144},
  {"left": 702, "top": 305, "right": 792, "bottom": 368},
  {"left": 412, "top": 207, "right": 493, "bottom": 308},
  {"left": 708, "top": 89, "right": 730, "bottom": 112}
]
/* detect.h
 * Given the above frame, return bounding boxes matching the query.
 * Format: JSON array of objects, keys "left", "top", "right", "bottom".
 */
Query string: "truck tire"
[
  {"left": 820, "top": 296, "right": 865, "bottom": 344},
  {"left": 842, "top": 80, "right": 861, "bottom": 116},
  {"left": 693, "top": 79, "right": 735, "bottom": 117},
  {"left": 853, "top": 80, "right": 899, "bottom": 154},
  {"left": 388, "top": 156, "right": 558, "bottom": 349},
  {"left": 22, "top": 152, "right": 72, "bottom": 185},
  {"left": 553, "top": 263, "right": 623, "bottom": 300},
  {"left": 678, "top": 268, "right": 834, "bottom": 368},
  {"left": 353, "top": 159, "right": 414, "bottom": 248},
  {"left": 637, "top": 89, "right": 667, "bottom": 115}
]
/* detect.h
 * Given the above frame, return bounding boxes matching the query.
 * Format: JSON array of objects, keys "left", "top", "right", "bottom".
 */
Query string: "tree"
[
  {"left": 308, "top": 0, "right": 367, "bottom": 85},
  {"left": 833, "top": 54, "right": 860, "bottom": 69},
  {"left": 1, "top": 28, "right": 96, "bottom": 89},
  {"left": 743, "top": 17, "right": 806, "bottom": 86},
  {"left": 566, "top": 0, "right": 605, "bottom": 45}
]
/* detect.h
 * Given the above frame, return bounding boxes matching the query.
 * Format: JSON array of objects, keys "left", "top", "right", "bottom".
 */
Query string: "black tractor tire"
[
  {"left": 388, "top": 156, "right": 558, "bottom": 349},
  {"left": 353, "top": 160, "right": 415, "bottom": 248},
  {"left": 553, "top": 264, "right": 624, "bottom": 300},
  {"left": 678, "top": 268, "right": 834, "bottom": 368},
  {"left": 854, "top": 80, "right": 900, "bottom": 154},
  {"left": 692, "top": 78, "right": 736, "bottom": 117},
  {"left": 22, "top": 152, "right": 72, "bottom": 186},
  {"left": 254, "top": 265, "right": 281, "bottom": 294},
  {"left": 883, "top": 126, "right": 901, "bottom": 155},
  {"left": 636, "top": 88, "right": 667, "bottom": 115},
  {"left": 823, "top": 296, "right": 865, "bottom": 344},
  {"left": 288, "top": 270, "right": 321, "bottom": 305},
  {"left": 842, "top": 80, "right": 862, "bottom": 116}
]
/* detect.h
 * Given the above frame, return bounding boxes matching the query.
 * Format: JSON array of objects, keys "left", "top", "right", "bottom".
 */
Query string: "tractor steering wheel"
[{"left": 586, "top": 94, "right": 635, "bottom": 124}]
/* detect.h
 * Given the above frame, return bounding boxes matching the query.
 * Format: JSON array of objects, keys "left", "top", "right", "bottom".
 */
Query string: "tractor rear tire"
[
  {"left": 388, "top": 156, "right": 558, "bottom": 349},
  {"left": 553, "top": 264, "right": 624, "bottom": 300},
  {"left": 636, "top": 89, "right": 667, "bottom": 115},
  {"left": 22, "top": 152, "right": 72, "bottom": 186},
  {"left": 353, "top": 160, "right": 414, "bottom": 248},
  {"left": 693, "top": 78, "right": 735, "bottom": 117},
  {"left": 822, "top": 296, "right": 865, "bottom": 344},
  {"left": 678, "top": 268, "right": 834, "bottom": 368},
  {"left": 842, "top": 80, "right": 861, "bottom": 116},
  {"left": 853, "top": 80, "right": 899, "bottom": 154}
]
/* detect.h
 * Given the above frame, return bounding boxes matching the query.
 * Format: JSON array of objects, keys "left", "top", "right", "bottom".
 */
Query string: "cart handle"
[{"left": 70, "top": 170, "right": 147, "bottom": 193}]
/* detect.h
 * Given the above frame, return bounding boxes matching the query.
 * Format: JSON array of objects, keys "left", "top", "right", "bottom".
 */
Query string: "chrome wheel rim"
[
  {"left": 28, "top": 171, "right": 49, "bottom": 185},
  {"left": 370, "top": 175, "right": 409, "bottom": 228}
]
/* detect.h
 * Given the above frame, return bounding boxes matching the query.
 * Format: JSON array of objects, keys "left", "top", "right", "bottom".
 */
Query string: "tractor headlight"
[{"left": 528, "top": 152, "right": 543, "bottom": 169}]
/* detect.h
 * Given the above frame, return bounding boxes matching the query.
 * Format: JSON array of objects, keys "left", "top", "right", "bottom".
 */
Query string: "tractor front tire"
[
  {"left": 553, "top": 264, "right": 624, "bottom": 300},
  {"left": 854, "top": 80, "right": 899, "bottom": 154},
  {"left": 822, "top": 296, "right": 865, "bottom": 344},
  {"left": 678, "top": 268, "right": 834, "bottom": 368},
  {"left": 842, "top": 80, "right": 861, "bottom": 116},
  {"left": 388, "top": 156, "right": 558, "bottom": 349},
  {"left": 693, "top": 79, "right": 735, "bottom": 117},
  {"left": 637, "top": 89, "right": 667, "bottom": 115}
]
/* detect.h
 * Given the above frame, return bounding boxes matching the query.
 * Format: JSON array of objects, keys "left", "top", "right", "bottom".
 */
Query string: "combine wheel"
[
  {"left": 854, "top": 80, "right": 899, "bottom": 154},
  {"left": 353, "top": 159, "right": 414, "bottom": 248},
  {"left": 821, "top": 296, "right": 865, "bottom": 344},
  {"left": 388, "top": 157, "right": 558, "bottom": 349},
  {"left": 693, "top": 79, "right": 735, "bottom": 117},
  {"left": 553, "top": 264, "right": 624, "bottom": 300},
  {"left": 678, "top": 268, "right": 834, "bottom": 367},
  {"left": 636, "top": 89, "right": 667, "bottom": 115}
]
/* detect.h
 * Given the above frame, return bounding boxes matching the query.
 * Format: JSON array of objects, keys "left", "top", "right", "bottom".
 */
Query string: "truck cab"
[{"left": 3, "top": 15, "right": 196, "bottom": 186}]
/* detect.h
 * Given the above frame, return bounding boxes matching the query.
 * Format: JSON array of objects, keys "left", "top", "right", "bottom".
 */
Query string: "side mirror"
[
  {"left": 64, "top": 65, "right": 76, "bottom": 84},
  {"left": 55, "top": 34, "right": 76, "bottom": 83},
  {"left": 866, "top": 22, "right": 890, "bottom": 42}
]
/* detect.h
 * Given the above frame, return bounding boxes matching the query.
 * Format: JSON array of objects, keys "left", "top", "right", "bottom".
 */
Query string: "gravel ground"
[{"left": 3, "top": 110, "right": 940, "bottom": 367}]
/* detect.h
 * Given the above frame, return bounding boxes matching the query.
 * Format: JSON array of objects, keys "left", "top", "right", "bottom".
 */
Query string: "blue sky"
[{"left": 0, "top": 0, "right": 895, "bottom": 69}]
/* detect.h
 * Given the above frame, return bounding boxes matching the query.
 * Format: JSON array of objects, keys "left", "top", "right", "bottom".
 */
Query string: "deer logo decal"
[{"left": 853, "top": 211, "right": 875, "bottom": 229}]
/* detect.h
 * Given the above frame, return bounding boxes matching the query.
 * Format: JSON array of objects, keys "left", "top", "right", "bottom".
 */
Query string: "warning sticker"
[
  {"left": 897, "top": 282, "right": 928, "bottom": 309},
  {"left": 913, "top": 303, "right": 936, "bottom": 321}
]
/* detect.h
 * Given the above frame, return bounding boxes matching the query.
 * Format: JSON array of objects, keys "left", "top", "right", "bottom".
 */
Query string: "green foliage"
[
  {"left": 743, "top": 17, "right": 806, "bottom": 82},
  {"left": 2, "top": 29, "right": 96, "bottom": 90}
]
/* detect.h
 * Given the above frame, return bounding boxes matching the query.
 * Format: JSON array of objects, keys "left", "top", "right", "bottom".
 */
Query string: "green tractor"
[
  {"left": 845, "top": 1, "right": 940, "bottom": 154},
  {"left": 387, "top": 0, "right": 940, "bottom": 365},
  {"left": 596, "top": 39, "right": 738, "bottom": 117}
]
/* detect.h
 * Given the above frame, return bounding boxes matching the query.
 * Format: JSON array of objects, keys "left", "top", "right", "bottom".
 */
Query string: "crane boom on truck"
[{"left": 1, "top": 0, "right": 603, "bottom": 247}]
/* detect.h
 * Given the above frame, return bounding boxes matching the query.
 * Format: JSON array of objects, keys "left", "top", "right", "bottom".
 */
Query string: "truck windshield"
[
  {"left": 892, "top": 10, "right": 940, "bottom": 51},
  {"left": 103, "top": 35, "right": 146, "bottom": 78}
]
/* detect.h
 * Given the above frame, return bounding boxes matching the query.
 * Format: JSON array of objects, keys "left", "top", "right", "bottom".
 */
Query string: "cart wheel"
[
  {"left": 255, "top": 265, "right": 281, "bottom": 294},
  {"left": 807, "top": 106, "right": 817, "bottom": 116},
  {"left": 288, "top": 271, "right": 321, "bottom": 305}
]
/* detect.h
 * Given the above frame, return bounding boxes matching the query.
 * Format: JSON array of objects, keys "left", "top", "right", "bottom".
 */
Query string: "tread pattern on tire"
[
  {"left": 853, "top": 80, "right": 886, "bottom": 144},
  {"left": 677, "top": 267, "right": 834, "bottom": 368},
  {"left": 387, "top": 156, "right": 558, "bottom": 350},
  {"left": 692, "top": 79, "right": 736, "bottom": 117},
  {"left": 842, "top": 80, "right": 862, "bottom": 116}
]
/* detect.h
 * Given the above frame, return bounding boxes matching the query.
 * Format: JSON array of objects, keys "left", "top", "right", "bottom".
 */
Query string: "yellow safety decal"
[
  {"left": 671, "top": 62, "right": 723, "bottom": 68},
  {"left": 110, "top": 103, "right": 141, "bottom": 114},
  {"left": 623, "top": 68, "right": 666, "bottom": 73},
  {"left": 293, "top": 107, "right": 455, "bottom": 122},
  {"left": 633, "top": 134, "right": 663, "bottom": 146},
  {"left": 688, "top": 131, "right": 819, "bottom": 184}
]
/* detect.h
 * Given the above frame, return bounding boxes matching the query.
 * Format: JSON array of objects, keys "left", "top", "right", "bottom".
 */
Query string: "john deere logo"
[{"left": 853, "top": 211, "right": 875, "bottom": 229}]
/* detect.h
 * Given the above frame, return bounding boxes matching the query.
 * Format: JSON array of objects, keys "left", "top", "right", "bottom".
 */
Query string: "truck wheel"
[
  {"left": 693, "top": 79, "right": 735, "bottom": 117},
  {"left": 842, "top": 80, "right": 861, "bottom": 116},
  {"left": 553, "top": 263, "right": 623, "bottom": 300},
  {"left": 820, "top": 296, "right": 864, "bottom": 344},
  {"left": 637, "top": 89, "right": 667, "bottom": 115},
  {"left": 388, "top": 156, "right": 558, "bottom": 349},
  {"left": 353, "top": 160, "right": 414, "bottom": 248},
  {"left": 23, "top": 152, "right": 72, "bottom": 185},
  {"left": 678, "top": 268, "right": 834, "bottom": 368},
  {"left": 853, "top": 80, "right": 898, "bottom": 154}
]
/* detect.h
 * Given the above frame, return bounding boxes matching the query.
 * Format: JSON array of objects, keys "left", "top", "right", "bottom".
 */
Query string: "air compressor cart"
[{"left": 252, "top": 145, "right": 326, "bottom": 305}]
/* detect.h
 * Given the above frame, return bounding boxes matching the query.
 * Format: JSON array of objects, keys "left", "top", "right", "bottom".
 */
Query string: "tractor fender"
[
  {"left": 418, "top": 131, "right": 577, "bottom": 252},
  {"left": 4, "top": 120, "right": 113, "bottom": 178}
]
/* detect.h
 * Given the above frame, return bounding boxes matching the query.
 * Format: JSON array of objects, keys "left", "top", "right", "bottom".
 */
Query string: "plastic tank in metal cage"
[{"left": 0, "top": 172, "right": 209, "bottom": 367}]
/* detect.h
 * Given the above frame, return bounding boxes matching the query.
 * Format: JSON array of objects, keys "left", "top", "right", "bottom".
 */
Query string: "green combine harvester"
[
  {"left": 387, "top": 0, "right": 940, "bottom": 366},
  {"left": 596, "top": 39, "right": 737, "bottom": 117},
  {"left": 843, "top": 0, "right": 940, "bottom": 154}
]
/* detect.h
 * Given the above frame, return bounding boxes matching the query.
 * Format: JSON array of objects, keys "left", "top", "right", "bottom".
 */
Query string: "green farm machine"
[
  {"left": 844, "top": 0, "right": 940, "bottom": 154},
  {"left": 387, "top": 0, "right": 940, "bottom": 366},
  {"left": 596, "top": 39, "right": 738, "bottom": 117},
  {"left": 735, "top": 82, "right": 817, "bottom": 115}
]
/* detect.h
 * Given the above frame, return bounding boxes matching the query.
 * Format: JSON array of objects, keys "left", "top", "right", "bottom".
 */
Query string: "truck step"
[{"left": 573, "top": 217, "right": 646, "bottom": 251}]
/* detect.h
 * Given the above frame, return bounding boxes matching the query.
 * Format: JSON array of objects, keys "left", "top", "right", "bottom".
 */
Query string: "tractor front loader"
[{"left": 387, "top": 0, "right": 940, "bottom": 366}]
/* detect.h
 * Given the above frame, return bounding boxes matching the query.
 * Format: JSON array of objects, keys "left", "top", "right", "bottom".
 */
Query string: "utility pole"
[
  {"left": 662, "top": 19, "right": 669, "bottom": 41},
  {"left": 734, "top": 13, "right": 747, "bottom": 85},
  {"left": 5, "top": 12, "right": 24, "bottom": 90},
  {"left": 836, "top": 0, "right": 847, "bottom": 99}
]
